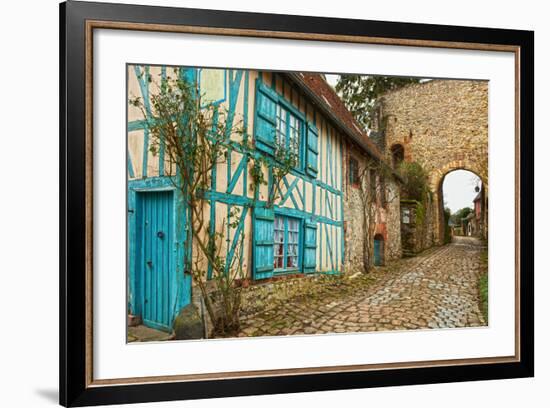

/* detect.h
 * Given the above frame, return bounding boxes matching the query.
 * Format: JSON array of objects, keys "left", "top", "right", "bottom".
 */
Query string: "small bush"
[
  {"left": 443, "top": 207, "right": 452, "bottom": 244},
  {"left": 398, "top": 161, "right": 429, "bottom": 201}
]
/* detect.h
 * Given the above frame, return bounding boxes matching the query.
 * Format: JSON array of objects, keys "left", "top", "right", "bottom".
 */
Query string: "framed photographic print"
[{"left": 59, "top": 0, "right": 534, "bottom": 406}]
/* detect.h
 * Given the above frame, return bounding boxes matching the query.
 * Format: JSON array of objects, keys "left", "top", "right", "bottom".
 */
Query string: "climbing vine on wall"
[{"left": 355, "top": 159, "right": 399, "bottom": 272}]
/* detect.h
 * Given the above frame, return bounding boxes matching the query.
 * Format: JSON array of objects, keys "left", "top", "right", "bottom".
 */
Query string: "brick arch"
[
  {"left": 428, "top": 159, "right": 487, "bottom": 193},
  {"left": 430, "top": 159, "right": 487, "bottom": 244}
]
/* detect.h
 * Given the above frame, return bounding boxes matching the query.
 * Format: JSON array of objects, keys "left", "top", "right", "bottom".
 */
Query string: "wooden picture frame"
[{"left": 60, "top": 1, "right": 534, "bottom": 406}]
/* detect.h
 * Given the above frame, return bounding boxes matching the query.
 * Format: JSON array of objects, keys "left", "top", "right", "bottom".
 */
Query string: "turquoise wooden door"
[
  {"left": 373, "top": 238, "right": 383, "bottom": 266},
  {"left": 137, "top": 191, "right": 174, "bottom": 332}
]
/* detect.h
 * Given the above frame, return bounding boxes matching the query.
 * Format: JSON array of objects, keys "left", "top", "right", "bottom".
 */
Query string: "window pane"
[
  {"left": 288, "top": 218, "right": 299, "bottom": 232},
  {"left": 276, "top": 105, "right": 287, "bottom": 152},
  {"left": 274, "top": 216, "right": 284, "bottom": 269},
  {"left": 287, "top": 251, "right": 298, "bottom": 268},
  {"left": 288, "top": 114, "right": 300, "bottom": 158},
  {"left": 273, "top": 216, "right": 300, "bottom": 271},
  {"left": 275, "top": 106, "right": 301, "bottom": 165}
]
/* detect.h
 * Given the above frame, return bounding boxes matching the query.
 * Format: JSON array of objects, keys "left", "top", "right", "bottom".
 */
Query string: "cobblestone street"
[{"left": 237, "top": 236, "right": 487, "bottom": 338}]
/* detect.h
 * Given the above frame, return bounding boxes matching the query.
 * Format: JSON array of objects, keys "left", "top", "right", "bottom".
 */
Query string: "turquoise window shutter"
[
  {"left": 254, "top": 80, "right": 278, "bottom": 155},
  {"left": 253, "top": 206, "right": 275, "bottom": 279},
  {"left": 303, "top": 220, "right": 317, "bottom": 274},
  {"left": 306, "top": 122, "right": 319, "bottom": 177}
]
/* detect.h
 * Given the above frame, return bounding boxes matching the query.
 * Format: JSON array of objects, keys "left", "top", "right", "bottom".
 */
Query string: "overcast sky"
[
  {"left": 325, "top": 74, "right": 339, "bottom": 87},
  {"left": 442, "top": 170, "right": 481, "bottom": 213}
]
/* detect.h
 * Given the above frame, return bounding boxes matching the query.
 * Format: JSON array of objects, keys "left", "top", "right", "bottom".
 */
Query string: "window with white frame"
[
  {"left": 275, "top": 104, "right": 301, "bottom": 164},
  {"left": 273, "top": 215, "right": 300, "bottom": 271}
]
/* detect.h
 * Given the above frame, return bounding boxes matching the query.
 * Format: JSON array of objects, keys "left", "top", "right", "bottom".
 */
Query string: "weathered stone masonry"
[
  {"left": 343, "top": 142, "right": 402, "bottom": 272},
  {"left": 377, "top": 80, "right": 488, "bottom": 244}
]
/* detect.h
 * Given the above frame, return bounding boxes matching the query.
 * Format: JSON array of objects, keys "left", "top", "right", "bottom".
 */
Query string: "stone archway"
[
  {"left": 376, "top": 79, "right": 489, "bottom": 248},
  {"left": 430, "top": 160, "right": 488, "bottom": 245}
]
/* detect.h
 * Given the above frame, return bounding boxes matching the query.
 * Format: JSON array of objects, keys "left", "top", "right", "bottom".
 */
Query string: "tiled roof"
[{"left": 286, "top": 73, "right": 385, "bottom": 162}]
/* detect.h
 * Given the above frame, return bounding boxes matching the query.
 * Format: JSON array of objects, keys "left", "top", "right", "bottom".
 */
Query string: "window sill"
[{"left": 273, "top": 267, "right": 301, "bottom": 275}]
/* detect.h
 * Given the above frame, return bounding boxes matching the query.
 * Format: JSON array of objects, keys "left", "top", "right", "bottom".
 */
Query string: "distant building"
[
  {"left": 462, "top": 189, "right": 486, "bottom": 238},
  {"left": 463, "top": 212, "right": 476, "bottom": 236}
]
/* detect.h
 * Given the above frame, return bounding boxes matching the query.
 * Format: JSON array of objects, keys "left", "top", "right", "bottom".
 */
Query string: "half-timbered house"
[{"left": 127, "top": 66, "right": 401, "bottom": 333}]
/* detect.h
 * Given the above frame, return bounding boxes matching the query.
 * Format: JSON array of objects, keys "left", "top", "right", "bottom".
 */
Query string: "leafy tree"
[
  {"left": 450, "top": 207, "right": 473, "bottom": 224},
  {"left": 335, "top": 75, "right": 420, "bottom": 129}
]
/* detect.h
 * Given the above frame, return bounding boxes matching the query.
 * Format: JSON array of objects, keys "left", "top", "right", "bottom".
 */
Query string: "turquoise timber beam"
[{"left": 204, "top": 191, "right": 343, "bottom": 228}]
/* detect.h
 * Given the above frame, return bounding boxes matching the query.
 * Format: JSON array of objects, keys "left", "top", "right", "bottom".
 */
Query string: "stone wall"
[
  {"left": 343, "top": 158, "right": 367, "bottom": 273},
  {"left": 342, "top": 142, "right": 402, "bottom": 273},
  {"left": 400, "top": 201, "right": 420, "bottom": 255},
  {"left": 423, "top": 195, "right": 436, "bottom": 248},
  {"left": 385, "top": 181, "right": 403, "bottom": 260},
  {"left": 378, "top": 80, "right": 488, "bottom": 244},
  {"left": 400, "top": 199, "right": 434, "bottom": 256}
]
